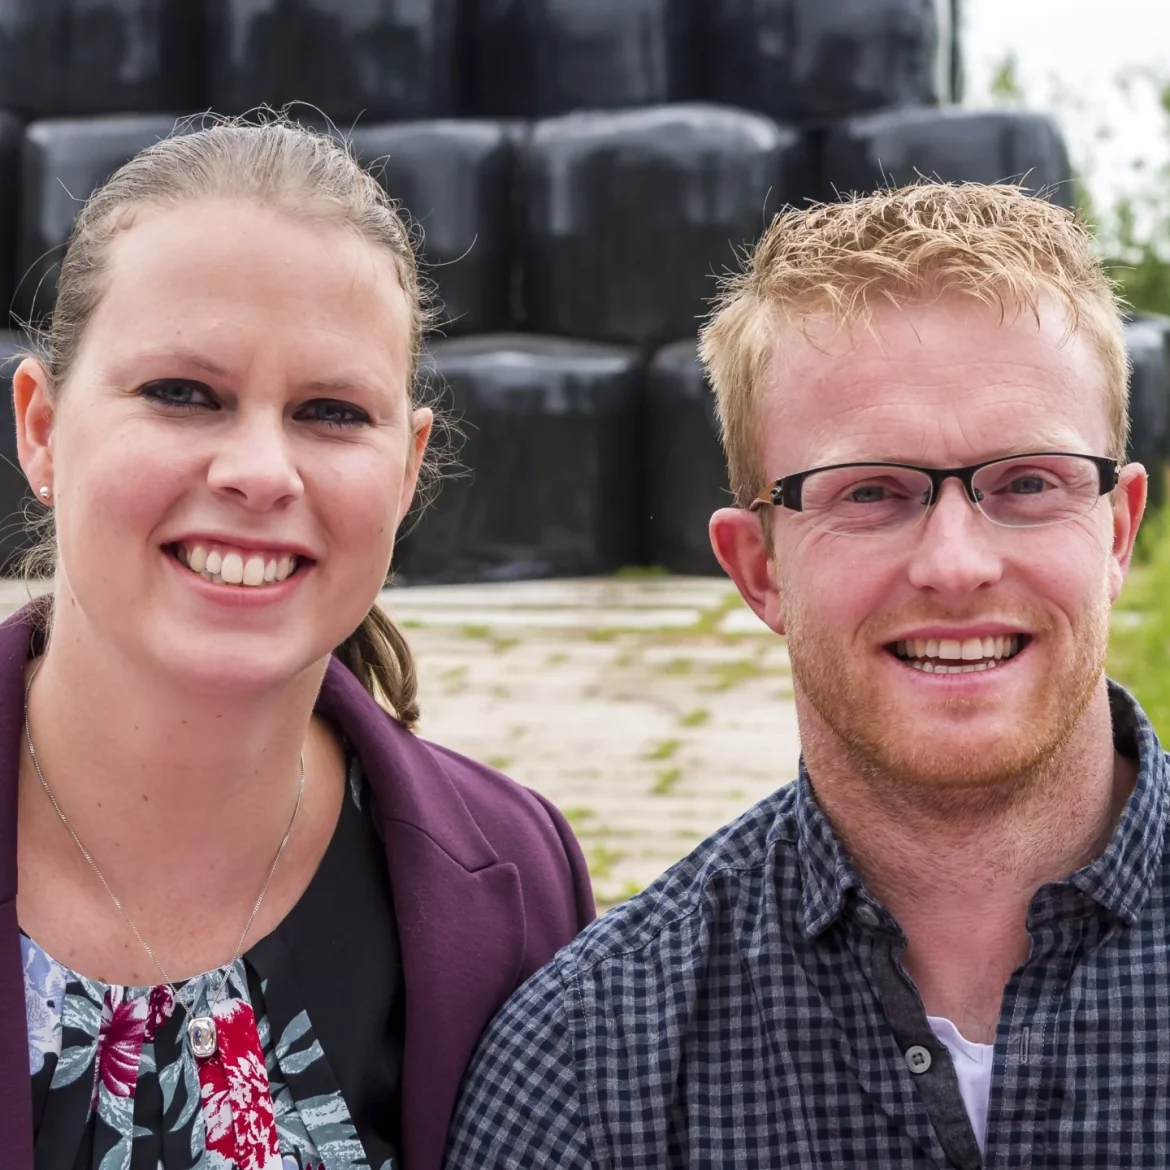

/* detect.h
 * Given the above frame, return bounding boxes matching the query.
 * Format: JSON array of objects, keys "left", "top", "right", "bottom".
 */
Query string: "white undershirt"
[{"left": 927, "top": 1015, "right": 995, "bottom": 1153}]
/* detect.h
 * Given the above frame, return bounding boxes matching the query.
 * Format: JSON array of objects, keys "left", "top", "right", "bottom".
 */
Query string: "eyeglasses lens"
[{"left": 972, "top": 455, "right": 1100, "bottom": 527}]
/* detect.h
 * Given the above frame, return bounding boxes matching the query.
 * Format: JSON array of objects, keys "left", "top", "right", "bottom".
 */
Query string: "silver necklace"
[{"left": 23, "top": 663, "right": 305, "bottom": 1059}]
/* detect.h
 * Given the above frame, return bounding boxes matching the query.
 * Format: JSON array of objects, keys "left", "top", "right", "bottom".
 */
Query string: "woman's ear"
[
  {"left": 13, "top": 357, "right": 55, "bottom": 496},
  {"left": 396, "top": 405, "right": 434, "bottom": 523}
]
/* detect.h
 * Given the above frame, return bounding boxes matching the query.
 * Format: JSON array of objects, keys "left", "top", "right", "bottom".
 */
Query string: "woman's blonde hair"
[
  {"left": 24, "top": 112, "right": 442, "bottom": 728},
  {"left": 699, "top": 182, "right": 1131, "bottom": 509}
]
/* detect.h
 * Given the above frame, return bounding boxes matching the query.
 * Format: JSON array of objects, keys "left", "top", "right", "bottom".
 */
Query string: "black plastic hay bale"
[
  {"left": 0, "top": 0, "right": 203, "bottom": 119},
  {"left": 707, "top": 0, "right": 942, "bottom": 126},
  {"left": 466, "top": 0, "right": 700, "bottom": 118},
  {"left": 17, "top": 115, "right": 181, "bottom": 321},
  {"left": 208, "top": 0, "right": 460, "bottom": 121},
  {"left": 646, "top": 338, "right": 727, "bottom": 575},
  {"left": 0, "top": 113, "right": 23, "bottom": 325},
  {"left": 349, "top": 120, "right": 516, "bottom": 337},
  {"left": 822, "top": 107, "right": 1074, "bottom": 207},
  {"left": 1126, "top": 315, "right": 1170, "bottom": 510},
  {"left": 397, "top": 335, "right": 642, "bottom": 582},
  {"left": 519, "top": 104, "right": 806, "bottom": 347}
]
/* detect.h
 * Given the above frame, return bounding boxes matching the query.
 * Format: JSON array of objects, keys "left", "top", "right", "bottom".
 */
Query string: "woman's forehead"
[{"left": 82, "top": 199, "right": 412, "bottom": 377}]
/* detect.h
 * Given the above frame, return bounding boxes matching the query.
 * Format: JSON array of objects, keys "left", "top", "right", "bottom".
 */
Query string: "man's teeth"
[
  {"left": 893, "top": 635, "right": 1023, "bottom": 674},
  {"left": 176, "top": 544, "right": 298, "bottom": 587}
]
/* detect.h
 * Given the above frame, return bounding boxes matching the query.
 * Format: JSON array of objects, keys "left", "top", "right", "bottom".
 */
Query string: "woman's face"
[{"left": 16, "top": 198, "right": 431, "bottom": 694}]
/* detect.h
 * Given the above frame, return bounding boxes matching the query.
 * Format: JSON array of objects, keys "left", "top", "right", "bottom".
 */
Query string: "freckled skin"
[{"left": 711, "top": 297, "right": 1147, "bottom": 800}]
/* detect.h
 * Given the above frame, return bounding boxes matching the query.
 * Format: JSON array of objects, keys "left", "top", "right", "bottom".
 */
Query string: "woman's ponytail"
[{"left": 334, "top": 604, "right": 420, "bottom": 730}]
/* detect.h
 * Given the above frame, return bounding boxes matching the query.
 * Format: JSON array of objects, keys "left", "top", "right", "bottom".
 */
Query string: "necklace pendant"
[{"left": 188, "top": 1015, "right": 218, "bottom": 1059}]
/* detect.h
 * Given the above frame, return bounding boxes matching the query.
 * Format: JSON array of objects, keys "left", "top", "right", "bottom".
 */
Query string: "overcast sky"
[{"left": 962, "top": 0, "right": 1169, "bottom": 215}]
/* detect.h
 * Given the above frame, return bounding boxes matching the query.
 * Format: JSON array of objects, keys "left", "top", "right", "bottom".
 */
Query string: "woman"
[{"left": 0, "top": 116, "right": 594, "bottom": 1170}]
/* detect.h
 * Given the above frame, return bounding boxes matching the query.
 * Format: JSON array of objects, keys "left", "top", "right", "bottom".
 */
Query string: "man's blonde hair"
[{"left": 698, "top": 183, "right": 1130, "bottom": 508}]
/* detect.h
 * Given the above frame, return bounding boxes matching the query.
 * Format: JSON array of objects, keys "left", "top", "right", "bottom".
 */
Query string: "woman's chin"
[{"left": 142, "top": 628, "right": 332, "bottom": 698}]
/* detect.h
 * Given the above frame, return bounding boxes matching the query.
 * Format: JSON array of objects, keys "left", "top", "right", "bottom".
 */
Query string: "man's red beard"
[{"left": 781, "top": 587, "right": 1111, "bottom": 815}]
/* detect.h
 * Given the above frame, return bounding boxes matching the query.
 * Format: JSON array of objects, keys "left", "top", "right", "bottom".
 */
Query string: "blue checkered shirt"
[{"left": 444, "top": 683, "right": 1170, "bottom": 1169}]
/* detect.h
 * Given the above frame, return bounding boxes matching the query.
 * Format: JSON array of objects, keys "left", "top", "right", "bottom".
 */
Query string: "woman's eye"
[
  {"left": 298, "top": 399, "right": 371, "bottom": 428},
  {"left": 140, "top": 379, "right": 215, "bottom": 409}
]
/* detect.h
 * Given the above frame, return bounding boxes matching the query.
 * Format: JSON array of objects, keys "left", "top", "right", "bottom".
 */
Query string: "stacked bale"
[
  {"left": 0, "top": 113, "right": 23, "bottom": 324},
  {"left": 466, "top": 0, "right": 700, "bottom": 119},
  {"left": 518, "top": 105, "right": 807, "bottom": 347},
  {"left": 822, "top": 107, "right": 1074, "bottom": 206},
  {"left": 350, "top": 121, "right": 516, "bottom": 336},
  {"left": 398, "top": 336, "right": 642, "bottom": 582},
  {"left": 645, "top": 339, "right": 725, "bottom": 575},
  {"left": 1125, "top": 315, "right": 1170, "bottom": 510},
  {"left": 706, "top": 0, "right": 943, "bottom": 126},
  {"left": 17, "top": 115, "right": 181, "bottom": 319},
  {"left": 0, "top": 0, "right": 202, "bottom": 119},
  {"left": 207, "top": 0, "right": 461, "bottom": 121}
]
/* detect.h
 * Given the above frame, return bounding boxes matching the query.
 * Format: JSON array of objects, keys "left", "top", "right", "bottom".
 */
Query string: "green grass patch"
[
  {"left": 561, "top": 806, "right": 596, "bottom": 825},
  {"left": 460, "top": 624, "right": 492, "bottom": 639},
  {"left": 680, "top": 707, "right": 711, "bottom": 727},
  {"left": 645, "top": 737, "right": 681, "bottom": 761},
  {"left": 484, "top": 755, "right": 515, "bottom": 772},
  {"left": 587, "top": 627, "right": 622, "bottom": 642},
  {"left": 586, "top": 845, "right": 624, "bottom": 881},
  {"left": 707, "top": 658, "right": 765, "bottom": 691},
  {"left": 614, "top": 564, "right": 670, "bottom": 579},
  {"left": 1109, "top": 505, "right": 1170, "bottom": 739},
  {"left": 651, "top": 766, "right": 684, "bottom": 795},
  {"left": 690, "top": 591, "right": 747, "bottom": 635}
]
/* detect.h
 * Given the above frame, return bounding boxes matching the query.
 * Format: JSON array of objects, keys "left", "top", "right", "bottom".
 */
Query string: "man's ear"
[
  {"left": 709, "top": 507, "right": 786, "bottom": 635},
  {"left": 13, "top": 357, "right": 55, "bottom": 496},
  {"left": 1107, "top": 462, "right": 1148, "bottom": 602}
]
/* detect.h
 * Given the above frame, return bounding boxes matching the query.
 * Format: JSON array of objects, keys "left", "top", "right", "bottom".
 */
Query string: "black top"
[{"left": 25, "top": 754, "right": 403, "bottom": 1170}]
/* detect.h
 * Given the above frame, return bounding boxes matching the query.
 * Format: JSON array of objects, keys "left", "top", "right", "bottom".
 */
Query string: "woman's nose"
[{"left": 205, "top": 412, "right": 304, "bottom": 510}]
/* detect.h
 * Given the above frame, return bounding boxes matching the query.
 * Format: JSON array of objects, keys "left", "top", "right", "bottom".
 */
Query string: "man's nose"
[
  {"left": 905, "top": 478, "right": 1005, "bottom": 596},
  {"left": 206, "top": 410, "right": 304, "bottom": 510}
]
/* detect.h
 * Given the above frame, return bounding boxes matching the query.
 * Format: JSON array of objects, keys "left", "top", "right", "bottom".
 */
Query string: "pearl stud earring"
[{"left": 37, "top": 486, "right": 50, "bottom": 500}]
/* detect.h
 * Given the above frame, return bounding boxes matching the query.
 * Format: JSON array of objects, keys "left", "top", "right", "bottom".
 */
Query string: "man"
[{"left": 443, "top": 183, "right": 1161, "bottom": 1168}]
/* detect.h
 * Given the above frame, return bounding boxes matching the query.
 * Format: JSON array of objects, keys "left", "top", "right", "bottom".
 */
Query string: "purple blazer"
[{"left": 0, "top": 606, "right": 595, "bottom": 1170}]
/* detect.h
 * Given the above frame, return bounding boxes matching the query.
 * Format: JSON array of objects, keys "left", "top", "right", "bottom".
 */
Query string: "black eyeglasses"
[{"left": 749, "top": 452, "right": 1120, "bottom": 537}]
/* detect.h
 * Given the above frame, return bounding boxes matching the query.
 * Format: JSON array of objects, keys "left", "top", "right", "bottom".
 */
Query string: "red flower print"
[
  {"left": 146, "top": 984, "right": 176, "bottom": 1042},
  {"left": 94, "top": 990, "right": 149, "bottom": 1100},
  {"left": 198, "top": 998, "right": 281, "bottom": 1170}
]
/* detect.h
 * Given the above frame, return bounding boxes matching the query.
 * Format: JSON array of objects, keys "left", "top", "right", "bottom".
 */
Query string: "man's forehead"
[{"left": 756, "top": 299, "right": 1110, "bottom": 469}]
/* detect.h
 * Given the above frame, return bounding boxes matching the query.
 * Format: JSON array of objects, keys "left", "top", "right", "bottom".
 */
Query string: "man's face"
[{"left": 711, "top": 296, "right": 1146, "bottom": 801}]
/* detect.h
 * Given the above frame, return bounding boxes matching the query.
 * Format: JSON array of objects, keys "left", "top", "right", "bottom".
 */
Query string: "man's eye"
[
  {"left": 140, "top": 380, "right": 215, "bottom": 409},
  {"left": 299, "top": 400, "right": 371, "bottom": 428},
  {"left": 1007, "top": 475, "right": 1049, "bottom": 495},
  {"left": 848, "top": 484, "right": 892, "bottom": 503}
]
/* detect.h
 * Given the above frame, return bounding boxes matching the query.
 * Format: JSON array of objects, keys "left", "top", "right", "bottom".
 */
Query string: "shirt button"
[
  {"left": 856, "top": 905, "right": 881, "bottom": 928},
  {"left": 905, "top": 1045, "right": 933, "bottom": 1075}
]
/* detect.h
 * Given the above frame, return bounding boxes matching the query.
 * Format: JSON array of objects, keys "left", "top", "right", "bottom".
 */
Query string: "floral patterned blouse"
[{"left": 24, "top": 756, "right": 403, "bottom": 1170}]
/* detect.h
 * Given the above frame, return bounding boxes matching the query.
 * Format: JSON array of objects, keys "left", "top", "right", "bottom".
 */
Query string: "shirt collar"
[
  {"left": 1066, "top": 681, "right": 1167, "bottom": 925},
  {"left": 795, "top": 681, "right": 1167, "bottom": 938}
]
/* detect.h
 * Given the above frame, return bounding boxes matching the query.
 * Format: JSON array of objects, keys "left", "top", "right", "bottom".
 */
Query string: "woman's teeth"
[
  {"left": 176, "top": 544, "right": 298, "bottom": 587},
  {"left": 892, "top": 634, "right": 1024, "bottom": 674}
]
